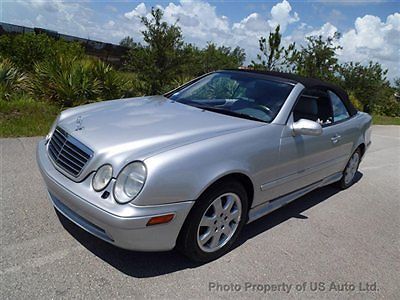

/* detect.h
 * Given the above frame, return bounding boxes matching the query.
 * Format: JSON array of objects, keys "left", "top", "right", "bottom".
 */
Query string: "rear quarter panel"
[{"left": 351, "top": 112, "right": 372, "bottom": 156}]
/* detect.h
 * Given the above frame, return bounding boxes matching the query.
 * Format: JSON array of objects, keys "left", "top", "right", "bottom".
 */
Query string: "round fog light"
[{"left": 92, "top": 164, "right": 113, "bottom": 191}]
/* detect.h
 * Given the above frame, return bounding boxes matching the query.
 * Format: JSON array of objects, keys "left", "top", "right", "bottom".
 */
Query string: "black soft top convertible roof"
[{"left": 225, "top": 69, "right": 358, "bottom": 116}]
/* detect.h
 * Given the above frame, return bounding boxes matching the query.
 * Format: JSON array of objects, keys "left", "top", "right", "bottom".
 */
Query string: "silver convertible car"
[{"left": 37, "top": 70, "right": 372, "bottom": 262}]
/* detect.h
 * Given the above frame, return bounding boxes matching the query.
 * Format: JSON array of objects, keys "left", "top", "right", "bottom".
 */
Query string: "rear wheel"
[
  {"left": 338, "top": 148, "right": 361, "bottom": 189},
  {"left": 177, "top": 180, "right": 248, "bottom": 262}
]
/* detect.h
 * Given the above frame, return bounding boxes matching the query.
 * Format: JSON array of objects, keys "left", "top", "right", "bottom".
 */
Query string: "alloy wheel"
[{"left": 196, "top": 193, "right": 242, "bottom": 253}]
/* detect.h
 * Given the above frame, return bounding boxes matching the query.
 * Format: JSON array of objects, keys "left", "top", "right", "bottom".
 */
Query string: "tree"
[
  {"left": 168, "top": 42, "right": 245, "bottom": 85},
  {"left": 251, "top": 25, "right": 288, "bottom": 71},
  {"left": 393, "top": 77, "right": 400, "bottom": 98},
  {"left": 123, "top": 8, "right": 184, "bottom": 94},
  {"left": 285, "top": 33, "right": 342, "bottom": 81},
  {"left": 122, "top": 7, "right": 246, "bottom": 93},
  {"left": 339, "top": 61, "right": 390, "bottom": 112},
  {"left": 119, "top": 36, "right": 138, "bottom": 49},
  {"left": 200, "top": 42, "right": 245, "bottom": 74}
]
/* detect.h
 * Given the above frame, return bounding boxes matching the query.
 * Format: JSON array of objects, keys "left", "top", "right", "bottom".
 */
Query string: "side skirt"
[{"left": 247, "top": 172, "right": 342, "bottom": 224}]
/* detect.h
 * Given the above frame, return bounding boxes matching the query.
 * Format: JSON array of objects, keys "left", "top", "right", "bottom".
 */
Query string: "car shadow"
[
  {"left": 57, "top": 172, "right": 362, "bottom": 278},
  {"left": 237, "top": 171, "right": 362, "bottom": 247}
]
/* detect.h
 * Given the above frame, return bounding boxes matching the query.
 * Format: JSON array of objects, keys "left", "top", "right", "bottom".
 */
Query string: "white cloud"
[
  {"left": 104, "top": 20, "right": 115, "bottom": 30},
  {"left": 36, "top": 14, "right": 44, "bottom": 23},
  {"left": 157, "top": 0, "right": 299, "bottom": 60},
  {"left": 5, "top": 0, "right": 145, "bottom": 42},
  {"left": 233, "top": 13, "right": 268, "bottom": 34},
  {"left": 268, "top": 0, "right": 299, "bottom": 32},
  {"left": 306, "top": 22, "right": 338, "bottom": 38},
  {"left": 124, "top": 3, "right": 147, "bottom": 20},
  {"left": 337, "top": 13, "right": 400, "bottom": 79},
  {"left": 30, "top": 0, "right": 60, "bottom": 13},
  {"left": 3, "top": 0, "right": 299, "bottom": 52},
  {"left": 2, "top": 0, "right": 398, "bottom": 80},
  {"left": 287, "top": 13, "right": 399, "bottom": 80},
  {"left": 162, "top": 1, "right": 230, "bottom": 44},
  {"left": 7, "top": 0, "right": 96, "bottom": 37}
]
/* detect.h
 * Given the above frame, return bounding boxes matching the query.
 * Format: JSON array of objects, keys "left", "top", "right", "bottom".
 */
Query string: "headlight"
[
  {"left": 92, "top": 164, "right": 113, "bottom": 191},
  {"left": 46, "top": 114, "right": 60, "bottom": 141},
  {"left": 114, "top": 161, "right": 146, "bottom": 204}
]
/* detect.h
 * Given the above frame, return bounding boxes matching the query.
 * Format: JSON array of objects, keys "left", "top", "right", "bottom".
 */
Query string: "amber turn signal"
[{"left": 146, "top": 214, "right": 175, "bottom": 226}]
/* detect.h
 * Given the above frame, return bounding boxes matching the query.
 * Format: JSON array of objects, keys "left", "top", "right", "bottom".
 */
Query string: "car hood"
[{"left": 58, "top": 96, "right": 262, "bottom": 162}]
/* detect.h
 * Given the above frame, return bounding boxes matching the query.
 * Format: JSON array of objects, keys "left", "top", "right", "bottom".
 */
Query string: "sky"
[{"left": 1, "top": 0, "right": 399, "bottom": 79}]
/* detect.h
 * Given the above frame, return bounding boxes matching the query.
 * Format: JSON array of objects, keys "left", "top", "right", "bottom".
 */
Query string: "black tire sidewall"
[{"left": 177, "top": 180, "right": 248, "bottom": 262}]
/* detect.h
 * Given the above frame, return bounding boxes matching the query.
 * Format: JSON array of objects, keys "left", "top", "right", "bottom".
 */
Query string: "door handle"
[{"left": 331, "top": 134, "right": 341, "bottom": 144}]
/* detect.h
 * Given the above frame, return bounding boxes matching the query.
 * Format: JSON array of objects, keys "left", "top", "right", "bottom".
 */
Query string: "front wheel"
[
  {"left": 177, "top": 180, "right": 248, "bottom": 262},
  {"left": 338, "top": 148, "right": 361, "bottom": 189}
]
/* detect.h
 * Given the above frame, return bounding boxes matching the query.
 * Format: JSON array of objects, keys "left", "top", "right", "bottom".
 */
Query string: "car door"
[
  {"left": 325, "top": 90, "right": 359, "bottom": 173},
  {"left": 276, "top": 88, "right": 341, "bottom": 194}
]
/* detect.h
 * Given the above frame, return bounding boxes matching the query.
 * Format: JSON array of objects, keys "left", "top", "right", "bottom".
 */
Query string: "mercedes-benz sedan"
[{"left": 37, "top": 70, "right": 372, "bottom": 262}]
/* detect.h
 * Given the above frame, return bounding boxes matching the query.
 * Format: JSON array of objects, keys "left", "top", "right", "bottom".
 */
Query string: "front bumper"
[{"left": 37, "top": 139, "right": 194, "bottom": 251}]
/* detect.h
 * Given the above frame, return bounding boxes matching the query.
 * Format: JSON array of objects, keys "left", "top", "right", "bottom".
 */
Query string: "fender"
[{"left": 135, "top": 124, "right": 283, "bottom": 206}]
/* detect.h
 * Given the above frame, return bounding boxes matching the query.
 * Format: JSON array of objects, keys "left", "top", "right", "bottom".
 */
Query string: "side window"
[
  {"left": 329, "top": 90, "right": 350, "bottom": 122},
  {"left": 293, "top": 89, "right": 333, "bottom": 125}
]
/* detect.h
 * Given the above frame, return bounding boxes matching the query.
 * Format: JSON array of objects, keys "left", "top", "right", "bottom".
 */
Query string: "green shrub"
[
  {"left": 348, "top": 93, "right": 364, "bottom": 111},
  {"left": 0, "top": 58, "right": 28, "bottom": 100},
  {"left": 172, "top": 75, "right": 195, "bottom": 88},
  {"left": 0, "top": 33, "right": 84, "bottom": 71},
  {"left": 117, "top": 71, "right": 146, "bottom": 97},
  {"left": 30, "top": 56, "right": 100, "bottom": 106},
  {"left": 373, "top": 96, "right": 400, "bottom": 117},
  {"left": 29, "top": 56, "right": 140, "bottom": 106},
  {"left": 92, "top": 60, "right": 134, "bottom": 100}
]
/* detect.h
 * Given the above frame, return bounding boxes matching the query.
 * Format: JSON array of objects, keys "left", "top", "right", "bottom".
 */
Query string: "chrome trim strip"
[
  {"left": 47, "top": 127, "right": 94, "bottom": 177},
  {"left": 249, "top": 172, "right": 342, "bottom": 223},
  {"left": 260, "top": 155, "right": 347, "bottom": 191}
]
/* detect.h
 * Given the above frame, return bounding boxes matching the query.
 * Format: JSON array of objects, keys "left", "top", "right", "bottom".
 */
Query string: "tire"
[
  {"left": 337, "top": 148, "right": 361, "bottom": 189},
  {"left": 177, "top": 180, "right": 248, "bottom": 262}
]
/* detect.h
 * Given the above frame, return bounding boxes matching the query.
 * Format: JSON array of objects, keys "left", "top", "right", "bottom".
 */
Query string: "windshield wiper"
[{"left": 192, "top": 105, "right": 267, "bottom": 123}]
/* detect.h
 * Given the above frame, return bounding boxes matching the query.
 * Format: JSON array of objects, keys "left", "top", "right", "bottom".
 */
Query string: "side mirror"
[{"left": 292, "top": 119, "right": 322, "bottom": 136}]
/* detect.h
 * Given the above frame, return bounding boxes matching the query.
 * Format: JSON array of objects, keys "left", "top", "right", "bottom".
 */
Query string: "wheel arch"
[
  {"left": 357, "top": 142, "right": 366, "bottom": 157},
  {"left": 195, "top": 172, "right": 255, "bottom": 213},
  {"left": 352, "top": 141, "right": 366, "bottom": 159},
  {"left": 176, "top": 171, "right": 255, "bottom": 252}
]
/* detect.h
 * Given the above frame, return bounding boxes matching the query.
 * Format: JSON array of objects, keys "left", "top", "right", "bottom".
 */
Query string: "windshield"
[{"left": 168, "top": 72, "right": 294, "bottom": 123}]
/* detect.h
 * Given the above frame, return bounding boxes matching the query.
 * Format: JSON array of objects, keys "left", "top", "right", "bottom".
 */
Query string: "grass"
[
  {"left": 372, "top": 115, "right": 400, "bottom": 126},
  {"left": 0, "top": 96, "right": 60, "bottom": 137}
]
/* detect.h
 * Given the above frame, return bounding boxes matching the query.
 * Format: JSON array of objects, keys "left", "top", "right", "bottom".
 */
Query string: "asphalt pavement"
[{"left": 1, "top": 125, "right": 399, "bottom": 299}]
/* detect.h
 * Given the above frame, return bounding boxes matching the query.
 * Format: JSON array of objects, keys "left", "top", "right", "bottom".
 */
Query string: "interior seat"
[{"left": 293, "top": 96, "right": 318, "bottom": 122}]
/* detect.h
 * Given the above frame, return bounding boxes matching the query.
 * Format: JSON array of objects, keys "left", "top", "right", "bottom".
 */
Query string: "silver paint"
[
  {"left": 292, "top": 119, "right": 323, "bottom": 136},
  {"left": 37, "top": 82, "right": 372, "bottom": 251},
  {"left": 197, "top": 192, "right": 242, "bottom": 252}
]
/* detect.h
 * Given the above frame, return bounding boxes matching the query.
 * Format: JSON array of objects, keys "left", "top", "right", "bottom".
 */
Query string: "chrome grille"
[{"left": 48, "top": 127, "right": 93, "bottom": 177}]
